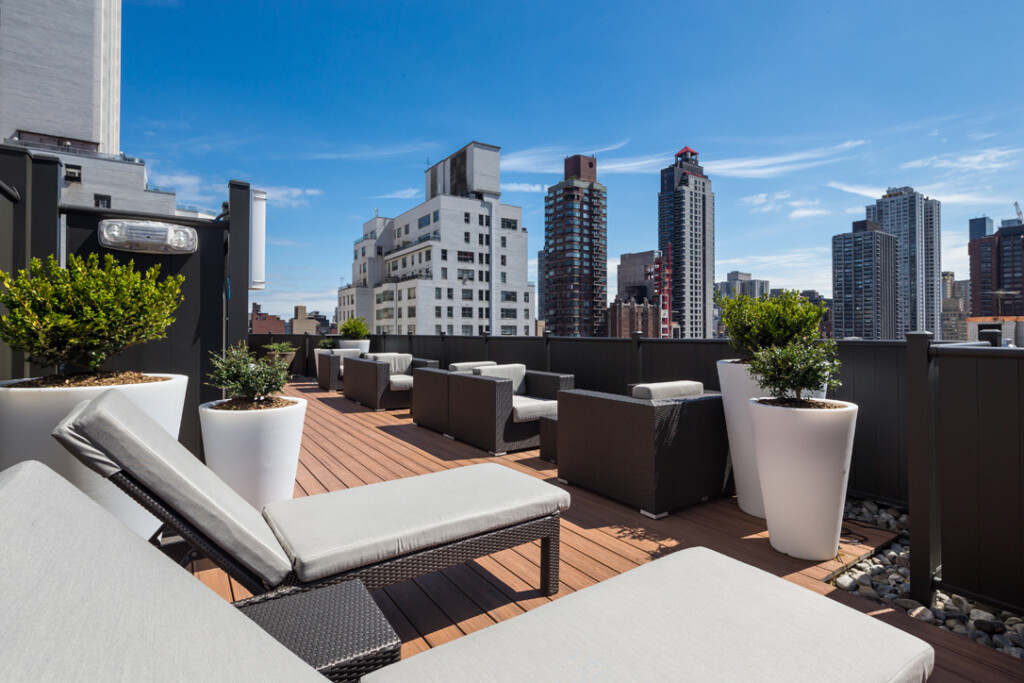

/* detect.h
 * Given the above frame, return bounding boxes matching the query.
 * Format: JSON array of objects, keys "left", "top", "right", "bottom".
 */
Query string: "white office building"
[{"left": 338, "top": 142, "right": 535, "bottom": 336}]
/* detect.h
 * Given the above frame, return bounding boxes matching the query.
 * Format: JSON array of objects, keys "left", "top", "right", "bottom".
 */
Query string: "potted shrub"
[
  {"left": 715, "top": 290, "right": 826, "bottom": 518},
  {"left": 748, "top": 339, "right": 855, "bottom": 561},
  {"left": 263, "top": 341, "right": 297, "bottom": 373},
  {"left": 337, "top": 317, "right": 370, "bottom": 354},
  {"left": 199, "top": 343, "right": 307, "bottom": 510},
  {"left": 0, "top": 253, "right": 186, "bottom": 537}
]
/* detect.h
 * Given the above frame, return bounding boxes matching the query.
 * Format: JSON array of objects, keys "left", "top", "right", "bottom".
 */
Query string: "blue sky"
[{"left": 122, "top": 0, "right": 1024, "bottom": 318}]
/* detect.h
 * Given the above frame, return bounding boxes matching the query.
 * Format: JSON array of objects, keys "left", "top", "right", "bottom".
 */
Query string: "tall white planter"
[
  {"left": 336, "top": 339, "right": 370, "bottom": 354},
  {"left": 200, "top": 397, "right": 307, "bottom": 511},
  {"left": 749, "top": 398, "right": 858, "bottom": 561},
  {"left": 0, "top": 374, "right": 188, "bottom": 538},
  {"left": 716, "top": 359, "right": 767, "bottom": 518}
]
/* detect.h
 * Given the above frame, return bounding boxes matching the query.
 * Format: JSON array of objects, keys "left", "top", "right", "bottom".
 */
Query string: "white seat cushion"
[
  {"left": 389, "top": 374, "right": 414, "bottom": 391},
  {"left": 363, "top": 546, "right": 934, "bottom": 683},
  {"left": 632, "top": 380, "right": 704, "bottom": 400},
  {"left": 449, "top": 360, "right": 496, "bottom": 372},
  {"left": 511, "top": 395, "right": 557, "bottom": 422},
  {"left": 262, "top": 463, "right": 570, "bottom": 582},
  {"left": 474, "top": 363, "right": 527, "bottom": 395}
]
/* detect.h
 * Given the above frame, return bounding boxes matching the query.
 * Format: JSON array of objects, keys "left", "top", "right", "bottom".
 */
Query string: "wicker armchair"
[
  {"left": 556, "top": 388, "right": 731, "bottom": 519},
  {"left": 411, "top": 361, "right": 497, "bottom": 435},
  {"left": 448, "top": 365, "right": 574, "bottom": 455},
  {"left": 316, "top": 349, "right": 363, "bottom": 392},
  {"left": 343, "top": 354, "right": 439, "bottom": 410}
]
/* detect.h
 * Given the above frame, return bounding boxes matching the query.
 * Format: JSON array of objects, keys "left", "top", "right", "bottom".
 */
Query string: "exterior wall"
[
  {"left": 714, "top": 271, "right": 769, "bottom": 299},
  {"left": 969, "top": 225, "right": 1024, "bottom": 318},
  {"left": 832, "top": 227, "right": 897, "bottom": 340},
  {"left": 607, "top": 298, "right": 659, "bottom": 338},
  {"left": 58, "top": 152, "right": 176, "bottom": 213},
  {"left": 658, "top": 149, "right": 714, "bottom": 338},
  {"left": 0, "top": 0, "right": 120, "bottom": 154},
  {"left": 967, "top": 317, "right": 1024, "bottom": 346},
  {"left": 540, "top": 155, "right": 607, "bottom": 337},
  {"left": 969, "top": 216, "right": 993, "bottom": 241},
  {"left": 343, "top": 143, "right": 534, "bottom": 337}
]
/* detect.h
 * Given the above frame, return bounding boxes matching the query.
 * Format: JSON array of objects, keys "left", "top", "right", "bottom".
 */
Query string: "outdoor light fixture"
[{"left": 98, "top": 219, "right": 198, "bottom": 254}]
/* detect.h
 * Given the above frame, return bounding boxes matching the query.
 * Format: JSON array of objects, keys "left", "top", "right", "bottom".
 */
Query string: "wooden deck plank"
[{"left": 187, "top": 381, "right": 1021, "bottom": 681}]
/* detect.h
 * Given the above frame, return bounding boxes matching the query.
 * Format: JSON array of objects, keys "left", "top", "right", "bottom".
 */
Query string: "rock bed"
[{"left": 836, "top": 499, "right": 1024, "bottom": 661}]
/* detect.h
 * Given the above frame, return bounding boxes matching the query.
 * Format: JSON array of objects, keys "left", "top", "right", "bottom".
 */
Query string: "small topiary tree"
[
  {"left": 207, "top": 343, "right": 288, "bottom": 403},
  {"left": 716, "top": 289, "right": 827, "bottom": 361},
  {"left": 0, "top": 253, "right": 184, "bottom": 373},
  {"left": 340, "top": 317, "right": 369, "bottom": 340},
  {"left": 748, "top": 339, "right": 841, "bottom": 402},
  {"left": 263, "top": 342, "right": 297, "bottom": 354}
]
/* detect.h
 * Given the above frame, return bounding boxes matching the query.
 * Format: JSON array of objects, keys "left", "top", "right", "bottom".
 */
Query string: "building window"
[
  {"left": 408, "top": 287, "right": 416, "bottom": 299},
  {"left": 404, "top": 224, "right": 410, "bottom": 234},
  {"left": 464, "top": 232, "right": 471, "bottom": 243},
  {"left": 436, "top": 325, "right": 443, "bottom": 334},
  {"left": 461, "top": 325, "right": 473, "bottom": 336},
  {"left": 432, "top": 210, "right": 439, "bottom": 223},
  {"left": 524, "top": 292, "right": 530, "bottom": 303},
  {"left": 408, "top": 306, "right": 416, "bottom": 317},
  {"left": 447, "top": 306, "right": 454, "bottom": 317},
  {"left": 441, "top": 267, "right": 448, "bottom": 279},
  {"left": 457, "top": 251, "right": 474, "bottom": 263},
  {"left": 501, "top": 236, "right": 507, "bottom": 248},
  {"left": 401, "top": 257, "right": 407, "bottom": 268},
  {"left": 94, "top": 194, "right": 111, "bottom": 209},
  {"left": 500, "top": 255, "right": 507, "bottom": 266},
  {"left": 500, "top": 272, "right": 507, "bottom": 283},
  {"left": 501, "top": 291, "right": 517, "bottom": 302},
  {"left": 501, "top": 325, "right": 516, "bottom": 336},
  {"left": 435, "top": 306, "right": 442, "bottom": 317},
  {"left": 524, "top": 308, "right": 530, "bottom": 319},
  {"left": 65, "top": 165, "right": 82, "bottom": 182},
  {"left": 501, "top": 218, "right": 517, "bottom": 230},
  {"left": 457, "top": 269, "right": 475, "bottom": 281},
  {"left": 447, "top": 288, "right": 454, "bottom": 299},
  {"left": 500, "top": 308, "right": 517, "bottom": 319},
  {"left": 461, "top": 288, "right": 473, "bottom": 300},
  {"left": 524, "top": 326, "right": 529, "bottom": 335},
  {"left": 418, "top": 215, "right": 430, "bottom": 229},
  {"left": 435, "top": 287, "right": 442, "bottom": 299},
  {"left": 462, "top": 306, "right": 473, "bottom": 317},
  {"left": 464, "top": 212, "right": 470, "bottom": 223}
]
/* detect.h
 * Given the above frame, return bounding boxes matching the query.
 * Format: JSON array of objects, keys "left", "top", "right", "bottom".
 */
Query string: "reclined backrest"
[
  {"left": 631, "top": 380, "right": 704, "bottom": 400},
  {"left": 51, "top": 390, "right": 293, "bottom": 587},
  {"left": 0, "top": 460, "right": 320, "bottom": 680},
  {"left": 449, "top": 360, "right": 496, "bottom": 372},
  {"left": 365, "top": 352, "right": 414, "bottom": 375},
  {"left": 474, "top": 363, "right": 527, "bottom": 395}
]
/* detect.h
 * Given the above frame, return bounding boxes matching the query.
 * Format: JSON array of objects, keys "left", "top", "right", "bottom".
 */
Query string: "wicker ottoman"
[{"left": 539, "top": 415, "right": 558, "bottom": 463}]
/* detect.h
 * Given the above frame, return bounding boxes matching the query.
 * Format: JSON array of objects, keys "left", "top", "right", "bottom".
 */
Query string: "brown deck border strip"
[{"left": 184, "top": 382, "right": 1022, "bottom": 680}]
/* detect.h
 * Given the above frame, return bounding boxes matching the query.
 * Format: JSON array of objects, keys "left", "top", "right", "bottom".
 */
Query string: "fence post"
[
  {"left": 543, "top": 329, "right": 552, "bottom": 372},
  {"left": 632, "top": 330, "right": 643, "bottom": 382},
  {"left": 439, "top": 331, "right": 447, "bottom": 368},
  {"left": 906, "top": 331, "right": 939, "bottom": 606},
  {"left": 482, "top": 332, "right": 490, "bottom": 361}
]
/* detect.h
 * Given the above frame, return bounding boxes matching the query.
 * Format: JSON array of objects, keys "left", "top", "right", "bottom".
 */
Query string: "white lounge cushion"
[
  {"left": 511, "top": 395, "right": 557, "bottom": 422},
  {"left": 51, "top": 390, "right": 294, "bottom": 586},
  {"left": 632, "top": 380, "right": 704, "bottom": 400},
  {"left": 0, "top": 461, "right": 321, "bottom": 682},
  {"left": 262, "top": 463, "right": 570, "bottom": 582},
  {"left": 389, "top": 374, "right": 414, "bottom": 391},
  {"left": 449, "top": 360, "right": 496, "bottom": 372},
  {"left": 363, "top": 546, "right": 934, "bottom": 683},
  {"left": 364, "top": 352, "right": 413, "bottom": 375},
  {"left": 474, "top": 363, "right": 527, "bottom": 395},
  {"left": 334, "top": 348, "right": 363, "bottom": 376}
]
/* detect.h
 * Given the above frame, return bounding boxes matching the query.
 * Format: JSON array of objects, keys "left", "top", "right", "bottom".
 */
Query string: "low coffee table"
[
  {"left": 539, "top": 415, "right": 558, "bottom": 463},
  {"left": 238, "top": 579, "right": 401, "bottom": 682}
]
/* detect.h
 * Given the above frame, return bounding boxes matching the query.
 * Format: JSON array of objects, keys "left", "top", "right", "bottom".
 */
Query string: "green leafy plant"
[
  {"left": 339, "top": 317, "right": 369, "bottom": 340},
  {"left": 207, "top": 343, "right": 288, "bottom": 402},
  {"left": 317, "top": 338, "right": 335, "bottom": 349},
  {"left": 263, "top": 341, "right": 297, "bottom": 354},
  {"left": 716, "top": 290, "right": 827, "bottom": 360},
  {"left": 748, "top": 339, "right": 841, "bottom": 401},
  {"left": 0, "top": 253, "right": 184, "bottom": 372}
]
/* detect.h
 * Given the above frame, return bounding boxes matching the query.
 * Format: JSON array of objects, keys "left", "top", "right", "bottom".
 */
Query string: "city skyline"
[{"left": 115, "top": 1, "right": 1024, "bottom": 318}]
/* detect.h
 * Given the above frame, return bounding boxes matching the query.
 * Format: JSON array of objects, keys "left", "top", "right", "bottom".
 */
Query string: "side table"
[
  {"left": 539, "top": 415, "right": 558, "bottom": 463},
  {"left": 237, "top": 580, "right": 401, "bottom": 682}
]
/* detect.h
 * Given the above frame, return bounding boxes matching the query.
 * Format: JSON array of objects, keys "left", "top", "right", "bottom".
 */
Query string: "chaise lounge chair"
[
  {"left": 1, "top": 460, "right": 935, "bottom": 682},
  {"left": 52, "top": 390, "right": 567, "bottom": 601}
]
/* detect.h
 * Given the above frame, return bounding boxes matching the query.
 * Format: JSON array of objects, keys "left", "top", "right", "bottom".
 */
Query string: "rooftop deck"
[{"left": 192, "top": 381, "right": 1021, "bottom": 681}]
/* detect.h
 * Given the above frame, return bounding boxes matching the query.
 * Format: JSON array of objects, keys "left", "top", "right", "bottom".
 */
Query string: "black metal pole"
[{"left": 906, "top": 331, "right": 940, "bottom": 605}]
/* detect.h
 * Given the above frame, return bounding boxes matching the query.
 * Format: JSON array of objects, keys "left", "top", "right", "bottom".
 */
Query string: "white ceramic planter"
[
  {"left": 337, "top": 339, "right": 370, "bottom": 354},
  {"left": 716, "top": 359, "right": 767, "bottom": 518},
  {"left": 0, "top": 374, "right": 188, "bottom": 538},
  {"left": 200, "top": 397, "right": 307, "bottom": 511},
  {"left": 749, "top": 398, "right": 858, "bottom": 561}
]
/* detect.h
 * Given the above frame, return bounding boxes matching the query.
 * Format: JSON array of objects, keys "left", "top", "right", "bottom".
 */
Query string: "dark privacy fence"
[{"left": 1, "top": 144, "right": 253, "bottom": 455}]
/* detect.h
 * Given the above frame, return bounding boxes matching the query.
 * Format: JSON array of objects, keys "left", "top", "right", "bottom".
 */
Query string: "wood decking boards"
[{"left": 192, "top": 381, "right": 1021, "bottom": 681}]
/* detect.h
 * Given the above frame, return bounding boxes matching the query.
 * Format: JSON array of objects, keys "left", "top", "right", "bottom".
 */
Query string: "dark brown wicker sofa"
[
  {"left": 344, "top": 353, "right": 439, "bottom": 410},
  {"left": 411, "top": 361, "right": 497, "bottom": 434},
  {"left": 448, "top": 364, "right": 573, "bottom": 455},
  {"left": 316, "top": 349, "right": 364, "bottom": 391},
  {"left": 556, "top": 381, "right": 731, "bottom": 519}
]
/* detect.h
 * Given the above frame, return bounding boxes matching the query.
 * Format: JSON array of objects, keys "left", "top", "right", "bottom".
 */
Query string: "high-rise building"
[
  {"left": 606, "top": 298, "right": 660, "bottom": 338},
  {"left": 715, "top": 271, "right": 770, "bottom": 300},
  {"left": 969, "top": 223, "right": 1024, "bottom": 317},
  {"left": 539, "top": 155, "right": 608, "bottom": 337},
  {"left": 831, "top": 220, "right": 897, "bottom": 340},
  {"left": 0, "top": 0, "right": 189, "bottom": 216},
  {"left": 658, "top": 147, "right": 714, "bottom": 338},
  {"left": 616, "top": 250, "right": 670, "bottom": 337},
  {"left": 941, "top": 272, "right": 969, "bottom": 341},
  {"left": 865, "top": 187, "right": 941, "bottom": 338},
  {"left": 536, "top": 249, "right": 546, "bottom": 321},
  {"left": 337, "top": 142, "right": 535, "bottom": 336},
  {"left": 969, "top": 216, "right": 994, "bottom": 241}
]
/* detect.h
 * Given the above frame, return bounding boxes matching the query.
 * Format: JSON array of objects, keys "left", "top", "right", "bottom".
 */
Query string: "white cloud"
[
  {"left": 262, "top": 186, "right": 323, "bottom": 208},
  {"left": 501, "top": 139, "right": 635, "bottom": 174},
  {"left": 250, "top": 286, "right": 341, "bottom": 320},
  {"left": 739, "top": 193, "right": 768, "bottom": 206},
  {"left": 845, "top": 206, "right": 864, "bottom": 214},
  {"left": 300, "top": 142, "right": 437, "bottom": 161},
  {"left": 267, "top": 238, "right": 307, "bottom": 247},
  {"left": 942, "top": 231, "right": 971, "bottom": 281},
  {"left": 900, "top": 147, "right": 1022, "bottom": 172},
  {"left": 702, "top": 140, "right": 865, "bottom": 179},
  {"left": 968, "top": 132, "right": 998, "bottom": 141},
  {"left": 501, "top": 182, "right": 548, "bottom": 193},
  {"left": 826, "top": 181, "right": 885, "bottom": 198},
  {"left": 789, "top": 208, "right": 831, "bottom": 219},
  {"left": 739, "top": 191, "right": 794, "bottom": 213},
  {"left": 371, "top": 188, "right": 421, "bottom": 200},
  {"left": 718, "top": 247, "right": 833, "bottom": 296}
]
